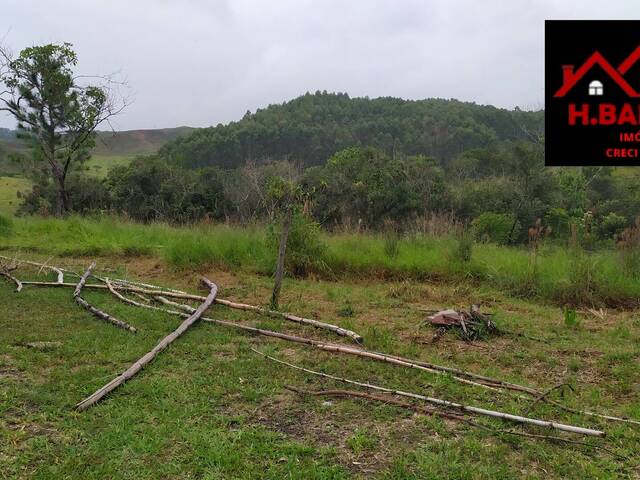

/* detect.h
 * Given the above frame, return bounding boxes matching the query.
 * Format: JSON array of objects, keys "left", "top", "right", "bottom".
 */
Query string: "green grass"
[
  {"left": 1, "top": 256, "right": 638, "bottom": 478},
  {"left": 2, "top": 215, "right": 639, "bottom": 308},
  {"left": 0, "top": 177, "right": 31, "bottom": 216},
  {"left": 83, "top": 155, "right": 133, "bottom": 178}
]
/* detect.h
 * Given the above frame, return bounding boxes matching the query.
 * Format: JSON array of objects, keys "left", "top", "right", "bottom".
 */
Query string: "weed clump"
[
  {"left": 267, "top": 211, "right": 327, "bottom": 276},
  {"left": 0, "top": 214, "right": 13, "bottom": 237},
  {"left": 452, "top": 230, "right": 473, "bottom": 263},
  {"left": 617, "top": 218, "right": 640, "bottom": 279}
]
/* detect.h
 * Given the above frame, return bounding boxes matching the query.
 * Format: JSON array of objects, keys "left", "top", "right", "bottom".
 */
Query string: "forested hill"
[{"left": 160, "top": 92, "right": 544, "bottom": 169}]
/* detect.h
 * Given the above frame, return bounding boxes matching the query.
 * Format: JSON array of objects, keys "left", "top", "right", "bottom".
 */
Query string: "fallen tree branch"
[
  {"left": 20, "top": 279, "right": 363, "bottom": 343},
  {"left": 75, "top": 277, "right": 219, "bottom": 411},
  {"left": 154, "top": 296, "right": 498, "bottom": 392},
  {"left": 0, "top": 268, "right": 22, "bottom": 292},
  {"left": 254, "top": 350, "right": 604, "bottom": 437},
  {"left": 16, "top": 263, "right": 639, "bottom": 426},
  {"left": 106, "top": 278, "right": 165, "bottom": 312},
  {"left": 285, "top": 385, "right": 612, "bottom": 449},
  {"left": 110, "top": 278, "right": 365, "bottom": 342},
  {"left": 523, "top": 382, "right": 573, "bottom": 415},
  {"left": 74, "top": 263, "right": 137, "bottom": 333},
  {"left": 0, "top": 255, "right": 64, "bottom": 283},
  {"left": 215, "top": 297, "right": 363, "bottom": 343}
]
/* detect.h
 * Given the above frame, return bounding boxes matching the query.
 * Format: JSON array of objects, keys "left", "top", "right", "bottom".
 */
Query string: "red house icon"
[{"left": 554, "top": 50, "right": 640, "bottom": 98}]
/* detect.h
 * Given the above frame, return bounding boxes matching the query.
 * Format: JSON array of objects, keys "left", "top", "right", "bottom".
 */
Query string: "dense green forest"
[
  {"left": 9, "top": 92, "right": 640, "bottom": 246},
  {"left": 161, "top": 91, "right": 544, "bottom": 169}
]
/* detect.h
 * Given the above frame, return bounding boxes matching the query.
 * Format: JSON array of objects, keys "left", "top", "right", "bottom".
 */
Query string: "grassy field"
[
  {"left": 83, "top": 154, "right": 133, "bottom": 178},
  {"left": 0, "top": 254, "right": 639, "bottom": 478},
  {"left": 0, "top": 177, "right": 31, "bottom": 216},
  {"left": 2, "top": 215, "right": 639, "bottom": 308}
]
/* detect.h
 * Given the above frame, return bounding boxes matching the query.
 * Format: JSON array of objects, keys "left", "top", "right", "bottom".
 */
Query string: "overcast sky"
[{"left": 1, "top": 0, "right": 639, "bottom": 130}]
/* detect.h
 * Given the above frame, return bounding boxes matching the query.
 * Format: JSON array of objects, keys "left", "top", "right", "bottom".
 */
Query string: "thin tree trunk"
[
  {"left": 271, "top": 206, "right": 293, "bottom": 310},
  {"left": 55, "top": 172, "right": 69, "bottom": 216},
  {"left": 75, "top": 277, "right": 218, "bottom": 411}
]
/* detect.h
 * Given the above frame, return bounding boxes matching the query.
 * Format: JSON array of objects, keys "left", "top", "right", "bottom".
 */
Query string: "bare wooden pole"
[
  {"left": 254, "top": 350, "right": 604, "bottom": 437},
  {"left": 75, "top": 277, "right": 218, "bottom": 411},
  {"left": 271, "top": 205, "right": 293, "bottom": 310},
  {"left": 74, "top": 263, "right": 137, "bottom": 333}
]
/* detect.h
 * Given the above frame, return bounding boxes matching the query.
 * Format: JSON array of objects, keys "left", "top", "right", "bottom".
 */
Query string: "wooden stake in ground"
[
  {"left": 73, "top": 263, "right": 137, "bottom": 333},
  {"left": 75, "top": 277, "right": 218, "bottom": 411},
  {"left": 271, "top": 204, "right": 293, "bottom": 310}
]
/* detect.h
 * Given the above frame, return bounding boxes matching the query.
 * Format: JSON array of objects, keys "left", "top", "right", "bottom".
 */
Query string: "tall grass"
[{"left": 3, "top": 215, "right": 640, "bottom": 307}]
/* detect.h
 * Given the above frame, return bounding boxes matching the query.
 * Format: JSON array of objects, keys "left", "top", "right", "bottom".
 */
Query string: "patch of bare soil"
[
  {"left": 0, "top": 354, "right": 24, "bottom": 381},
  {"left": 247, "top": 389, "right": 447, "bottom": 475}
]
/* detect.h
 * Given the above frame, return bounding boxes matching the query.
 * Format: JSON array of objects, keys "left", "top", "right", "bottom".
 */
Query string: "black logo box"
[{"left": 546, "top": 20, "right": 640, "bottom": 166}]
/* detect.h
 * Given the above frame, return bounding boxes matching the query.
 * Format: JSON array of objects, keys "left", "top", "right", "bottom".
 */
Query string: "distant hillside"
[
  {"left": 0, "top": 126, "right": 195, "bottom": 175},
  {"left": 93, "top": 126, "right": 195, "bottom": 156},
  {"left": 160, "top": 91, "right": 544, "bottom": 169},
  {"left": 0, "top": 128, "right": 15, "bottom": 140}
]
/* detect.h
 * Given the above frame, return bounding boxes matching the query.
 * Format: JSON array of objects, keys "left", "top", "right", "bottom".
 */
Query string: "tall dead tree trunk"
[{"left": 271, "top": 205, "right": 293, "bottom": 310}]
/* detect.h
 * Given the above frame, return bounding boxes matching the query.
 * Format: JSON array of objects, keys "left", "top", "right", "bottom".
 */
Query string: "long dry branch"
[
  {"left": 284, "top": 385, "right": 611, "bottom": 449},
  {"left": 109, "top": 278, "right": 364, "bottom": 342},
  {"left": 0, "top": 269, "right": 22, "bottom": 292},
  {"left": 20, "top": 279, "right": 363, "bottom": 343},
  {"left": 254, "top": 350, "right": 604, "bottom": 437},
  {"left": 14, "top": 263, "right": 639, "bottom": 426},
  {"left": 75, "top": 277, "right": 219, "bottom": 411},
  {"left": 0, "top": 255, "right": 64, "bottom": 283},
  {"left": 74, "top": 263, "right": 137, "bottom": 333}
]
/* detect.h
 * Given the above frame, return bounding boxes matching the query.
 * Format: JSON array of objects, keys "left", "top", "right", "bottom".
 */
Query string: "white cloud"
[{"left": 1, "top": 0, "right": 639, "bottom": 129}]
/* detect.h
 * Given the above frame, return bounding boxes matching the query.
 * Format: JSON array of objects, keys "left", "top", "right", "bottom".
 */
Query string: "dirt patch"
[
  {"left": 0, "top": 354, "right": 24, "bottom": 381},
  {"left": 245, "top": 388, "right": 447, "bottom": 475}
]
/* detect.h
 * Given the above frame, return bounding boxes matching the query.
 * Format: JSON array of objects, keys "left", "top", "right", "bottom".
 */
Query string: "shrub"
[
  {"left": 452, "top": 230, "right": 473, "bottom": 263},
  {"left": 267, "top": 211, "right": 327, "bottom": 276},
  {"left": 382, "top": 219, "right": 400, "bottom": 259},
  {"left": 618, "top": 219, "right": 640, "bottom": 279},
  {"left": 564, "top": 248, "right": 597, "bottom": 304},
  {"left": 563, "top": 307, "right": 580, "bottom": 328},
  {"left": 0, "top": 214, "right": 13, "bottom": 237},
  {"left": 598, "top": 212, "right": 627, "bottom": 240},
  {"left": 471, "top": 212, "right": 517, "bottom": 245},
  {"left": 544, "top": 207, "right": 570, "bottom": 238}
]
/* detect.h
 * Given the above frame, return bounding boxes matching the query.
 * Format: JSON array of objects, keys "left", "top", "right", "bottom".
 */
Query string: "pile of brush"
[{"left": 426, "top": 304, "right": 499, "bottom": 342}]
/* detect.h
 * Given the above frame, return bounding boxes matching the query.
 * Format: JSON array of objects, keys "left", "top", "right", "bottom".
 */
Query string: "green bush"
[
  {"left": 383, "top": 220, "right": 400, "bottom": 259},
  {"left": 544, "top": 207, "right": 570, "bottom": 238},
  {"left": 471, "top": 212, "right": 517, "bottom": 245},
  {"left": 598, "top": 212, "right": 627, "bottom": 240},
  {"left": 618, "top": 220, "right": 640, "bottom": 279},
  {"left": 267, "top": 211, "right": 327, "bottom": 276},
  {"left": 452, "top": 230, "right": 473, "bottom": 263},
  {"left": 0, "top": 214, "right": 13, "bottom": 237}
]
